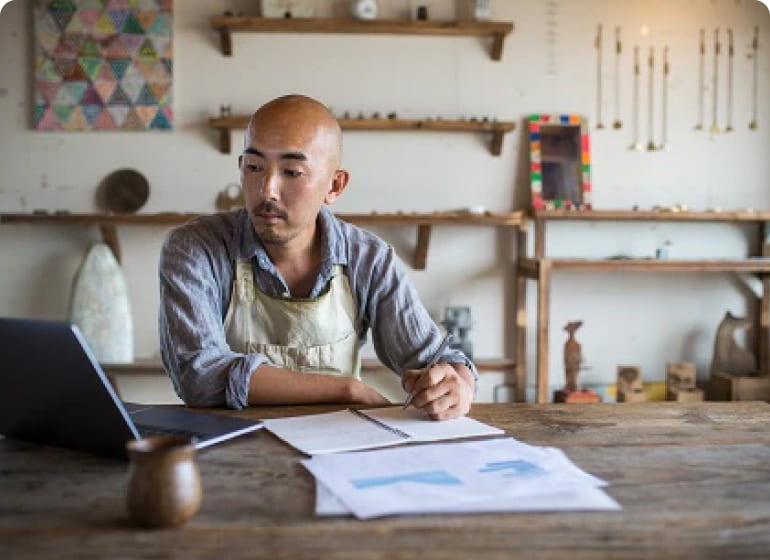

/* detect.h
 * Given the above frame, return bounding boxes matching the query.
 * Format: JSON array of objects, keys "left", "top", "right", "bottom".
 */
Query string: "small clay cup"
[{"left": 126, "top": 436, "right": 202, "bottom": 529}]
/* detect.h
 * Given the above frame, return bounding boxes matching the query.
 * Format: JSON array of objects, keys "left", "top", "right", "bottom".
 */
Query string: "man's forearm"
[
  {"left": 247, "top": 364, "right": 390, "bottom": 406},
  {"left": 247, "top": 364, "right": 353, "bottom": 404}
]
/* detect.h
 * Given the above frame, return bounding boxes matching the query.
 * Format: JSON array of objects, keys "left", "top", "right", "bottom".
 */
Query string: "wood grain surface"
[{"left": 2, "top": 402, "right": 769, "bottom": 559}]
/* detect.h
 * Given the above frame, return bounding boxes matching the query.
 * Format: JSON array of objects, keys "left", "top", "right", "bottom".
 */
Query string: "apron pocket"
[{"left": 249, "top": 330, "right": 358, "bottom": 376}]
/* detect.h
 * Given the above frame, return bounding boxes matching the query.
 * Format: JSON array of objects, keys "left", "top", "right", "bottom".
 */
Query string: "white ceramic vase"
[{"left": 69, "top": 243, "right": 134, "bottom": 363}]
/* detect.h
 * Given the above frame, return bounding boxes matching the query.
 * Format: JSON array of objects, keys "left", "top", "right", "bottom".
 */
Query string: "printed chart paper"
[{"left": 304, "top": 438, "right": 621, "bottom": 519}]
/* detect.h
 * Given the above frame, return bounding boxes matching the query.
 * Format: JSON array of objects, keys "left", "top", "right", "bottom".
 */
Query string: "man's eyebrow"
[
  {"left": 242, "top": 148, "right": 308, "bottom": 161},
  {"left": 280, "top": 152, "right": 307, "bottom": 161}
]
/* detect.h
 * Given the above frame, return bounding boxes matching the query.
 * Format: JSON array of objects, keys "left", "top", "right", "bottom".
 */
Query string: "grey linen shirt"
[{"left": 159, "top": 206, "right": 477, "bottom": 409}]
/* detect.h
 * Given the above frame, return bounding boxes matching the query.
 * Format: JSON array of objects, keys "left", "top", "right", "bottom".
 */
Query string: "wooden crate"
[{"left": 708, "top": 371, "right": 770, "bottom": 401}]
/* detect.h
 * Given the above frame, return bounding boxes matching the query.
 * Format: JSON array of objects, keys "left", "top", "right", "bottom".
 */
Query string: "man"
[{"left": 159, "top": 94, "right": 476, "bottom": 420}]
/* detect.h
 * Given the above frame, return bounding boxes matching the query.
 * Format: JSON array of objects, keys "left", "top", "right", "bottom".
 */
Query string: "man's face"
[{"left": 239, "top": 117, "right": 340, "bottom": 248}]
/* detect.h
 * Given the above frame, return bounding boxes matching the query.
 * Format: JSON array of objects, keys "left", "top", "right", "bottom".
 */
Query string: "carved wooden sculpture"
[
  {"left": 710, "top": 311, "right": 757, "bottom": 376},
  {"left": 564, "top": 321, "right": 583, "bottom": 392},
  {"left": 554, "top": 320, "right": 600, "bottom": 403},
  {"left": 708, "top": 311, "right": 768, "bottom": 401}
]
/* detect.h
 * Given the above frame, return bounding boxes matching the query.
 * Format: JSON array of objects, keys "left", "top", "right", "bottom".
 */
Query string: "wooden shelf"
[
  {"left": 102, "top": 358, "right": 516, "bottom": 376},
  {"left": 534, "top": 209, "right": 770, "bottom": 223},
  {"left": 521, "top": 209, "right": 770, "bottom": 404},
  {"left": 520, "top": 257, "right": 770, "bottom": 276},
  {"left": 209, "top": 16, "right": 514, "bottom": 60},
  {"left": 0, "top": 210, "right": 524, "bottom": 270},
  {"left": 207, "top": 116, "right": 516, "bottom": 155},
  {"left": 0, "top": 213, "right": 198, "bottom": 226}
]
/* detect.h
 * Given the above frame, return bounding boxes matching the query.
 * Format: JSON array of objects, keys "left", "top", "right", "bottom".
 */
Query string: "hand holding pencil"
[{"left": 401, "top": 335, "right": 476, "bottom": 421}]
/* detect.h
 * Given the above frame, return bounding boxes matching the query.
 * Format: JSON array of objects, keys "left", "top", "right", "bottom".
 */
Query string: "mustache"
[{"left": 251, "top": 202, "right": 287, "bottom": 219}]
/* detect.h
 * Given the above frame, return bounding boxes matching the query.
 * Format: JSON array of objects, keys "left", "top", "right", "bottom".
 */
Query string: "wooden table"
[{"left": 2, "top": 402, "right": 769, "bottom": 559}]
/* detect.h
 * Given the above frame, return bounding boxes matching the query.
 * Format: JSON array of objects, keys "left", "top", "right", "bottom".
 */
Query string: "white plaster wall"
[{"left": 0, "top": 0, "right": 768, "bottom": 403}]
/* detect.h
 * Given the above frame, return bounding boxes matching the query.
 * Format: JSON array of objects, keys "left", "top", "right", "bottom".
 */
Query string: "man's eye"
[
  {"left": 245, "top": 164, "right": 263, "bottom": 172},
  {"left": 284, "top": 169, "right": 303, "bottom": 178}
]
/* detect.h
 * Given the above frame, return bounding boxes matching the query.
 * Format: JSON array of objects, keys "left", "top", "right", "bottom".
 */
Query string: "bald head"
[
  {"left": 238, "top": 94, "right": 351, "bottom": 251},
  {"left": 244, "top": 95, "right": 342, "bottom": 168}
]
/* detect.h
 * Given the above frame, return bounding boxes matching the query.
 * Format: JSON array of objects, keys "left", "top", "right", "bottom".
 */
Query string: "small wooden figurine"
[
  {"left": 554, "top": 321, "right": 601, "bottom": 403},
  {"left": 617, "top": 365, "right": 646, "bottom": 402},
  {"left": 666, "top": 362, "right": 704, "bottom": 402}
]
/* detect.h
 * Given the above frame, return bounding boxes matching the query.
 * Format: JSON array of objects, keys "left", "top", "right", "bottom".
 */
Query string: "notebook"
[
  {"left": 262, "top": 406, "right": 505, "bottom": 455},
  {"left": 0, "top": 318, "right": 263, "bottom": 459}
]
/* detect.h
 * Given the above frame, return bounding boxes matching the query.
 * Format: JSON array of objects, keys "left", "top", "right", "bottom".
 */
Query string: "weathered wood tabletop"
[{"left": 2, "top": 402, "right": 769, "bottom": 559}]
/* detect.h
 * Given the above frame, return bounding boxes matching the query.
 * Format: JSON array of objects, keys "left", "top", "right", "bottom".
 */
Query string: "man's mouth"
[{"left": 252, "top": 204, "right": 287, "bottom": 222}]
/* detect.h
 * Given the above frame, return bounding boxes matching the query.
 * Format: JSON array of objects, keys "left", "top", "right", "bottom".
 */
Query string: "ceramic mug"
[{"left": 126, "top": 435, "right": 202, "bottom": 528}]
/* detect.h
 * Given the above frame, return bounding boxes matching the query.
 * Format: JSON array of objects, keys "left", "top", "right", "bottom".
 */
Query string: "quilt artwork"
[{"left": 33, "top": 0, "right": 173, "bottom": 131}]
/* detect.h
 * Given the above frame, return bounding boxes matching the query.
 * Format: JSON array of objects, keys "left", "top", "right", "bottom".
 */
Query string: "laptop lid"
[{"left": 0, "top": 318, "right": 261, "bottom": 459}]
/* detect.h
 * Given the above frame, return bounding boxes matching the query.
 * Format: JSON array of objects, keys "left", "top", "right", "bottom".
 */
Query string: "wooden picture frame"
[{"left": 528, "top": 114, "right": 592, "bottom": 210}]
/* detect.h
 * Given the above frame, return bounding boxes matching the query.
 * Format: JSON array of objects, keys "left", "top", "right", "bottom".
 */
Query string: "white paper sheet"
[
  {"left": 263, "top": 410, "right": 405, "bottom": 455},
  {"left": 363, "top": 406, "right": 505, "bottom": 442},
  {"left": 262, "top": 407, "right": 504, "bottom": 455},
  {"left": 315, "top": 479, "right": 621, "bottom": 517},
  {"left": 304, "top": 438, "right": 620, "bottom": 519}
]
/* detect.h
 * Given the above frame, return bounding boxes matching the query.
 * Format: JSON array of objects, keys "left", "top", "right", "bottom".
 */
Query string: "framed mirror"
[{"left": 528, "top": 114, "right": 592, "bottom": 210}]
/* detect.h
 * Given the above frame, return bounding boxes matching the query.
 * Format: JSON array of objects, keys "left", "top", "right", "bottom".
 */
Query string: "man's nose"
[{"left": 260, "top": 168, "right": 280, "bottom": 200}]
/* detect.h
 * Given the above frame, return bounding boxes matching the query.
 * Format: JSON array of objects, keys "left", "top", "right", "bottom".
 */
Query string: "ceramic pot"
[{"left": 126, "top": 436, "right": 202, "bottom": 528}]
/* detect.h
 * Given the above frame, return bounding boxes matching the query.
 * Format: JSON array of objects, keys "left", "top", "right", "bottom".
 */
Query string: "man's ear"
[
  {"left": 324, "top": 169, "right": 350, "bottom": 204},
  {"left": 238, "top": 155, "right": 243, "bottom": 170}
]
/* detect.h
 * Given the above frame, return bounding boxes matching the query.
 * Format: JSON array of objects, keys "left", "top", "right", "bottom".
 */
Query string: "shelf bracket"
[
  {"left": 490, "top": 32, "right": 506, "bottom": 61},
  {"left": 217, "top": 128, "right": 231, "bottom": 154},
  {"left": 490, "top": 129, "right": 504, "bottom": 155},
  {"left": 99, "top": 224, "right": 122, "bottom": 264},
  {"left": 413, "top": 224, "right": 432, "bottom": 270},
  {"left": 219, "top": 29, "right": 233, "bottom": 56}
]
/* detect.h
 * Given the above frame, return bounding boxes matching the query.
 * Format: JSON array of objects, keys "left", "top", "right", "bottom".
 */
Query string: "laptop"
[{"left": 0, "top": 318, "right": 263, "bottom": 459}]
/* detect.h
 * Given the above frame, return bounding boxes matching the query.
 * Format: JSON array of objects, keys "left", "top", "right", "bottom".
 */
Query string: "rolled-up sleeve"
[{"left": 158, "top": 227, "right": 267, "bottom": 409}]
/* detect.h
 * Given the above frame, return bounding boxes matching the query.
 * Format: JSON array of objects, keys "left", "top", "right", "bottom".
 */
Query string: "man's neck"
[{"left": 263, "top": 224, "right": 324, "bottom": 298}]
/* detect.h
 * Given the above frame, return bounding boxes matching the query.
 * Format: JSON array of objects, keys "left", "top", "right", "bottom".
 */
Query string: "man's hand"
[{"left": 402, "top": 363, "right": 475, "bottom": 420}]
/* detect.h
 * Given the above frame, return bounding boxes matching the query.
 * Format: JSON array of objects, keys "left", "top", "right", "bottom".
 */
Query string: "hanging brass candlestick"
[
  {"left": 696, "top": 28, "right": 705, "bottom": 130},
  {"left": 749, "top": 26, "right": 759, "bottom": 130},
  {"left": 659, "top": 46, "right": 670, "bottom": 150},
  {"left": 726, "top": 29, "right": 734, "bottom": 132},
  {"left": 595, "top": 24, "right": 605, "bottom": 129},
  {"left": 646, "top": 46, "right": 657, "bottom": 151},
  {"left": 710, "top": 28, "right": 720, "bottom": 133},
  {"left": 613, "top": 26, "right": 622, "bottom": 129},
  {"left": 630, "top": 45, "right": 643, "bottom": 151}
]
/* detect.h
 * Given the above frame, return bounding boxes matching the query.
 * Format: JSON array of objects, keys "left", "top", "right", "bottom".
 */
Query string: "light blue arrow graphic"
[
  {"left": 479, "top": 460, "right": 545, "bottom": 477},
  {"left": 351, "top": 469, "right": 462, "bottom": 489}
]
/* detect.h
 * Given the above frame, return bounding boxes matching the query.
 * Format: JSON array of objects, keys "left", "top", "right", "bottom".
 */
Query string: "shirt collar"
[{"left": 237, "top": 206, "right": 348, "bottom": 271}]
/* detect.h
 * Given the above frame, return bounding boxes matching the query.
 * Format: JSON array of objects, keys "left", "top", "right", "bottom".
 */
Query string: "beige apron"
[{"left": 224, "top": 260, "right": 361, "bottom": 377}]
